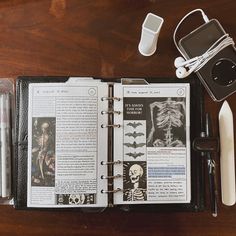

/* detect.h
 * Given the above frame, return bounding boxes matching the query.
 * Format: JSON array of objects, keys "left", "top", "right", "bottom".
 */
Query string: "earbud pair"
[{"left": 174, "top": 56, "right": 201, "bottom": 78}]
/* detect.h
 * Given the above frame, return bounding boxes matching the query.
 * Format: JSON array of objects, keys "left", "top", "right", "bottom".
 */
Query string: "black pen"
[{"left": 205, "top": 113, "right": 217, "bottom": 217}]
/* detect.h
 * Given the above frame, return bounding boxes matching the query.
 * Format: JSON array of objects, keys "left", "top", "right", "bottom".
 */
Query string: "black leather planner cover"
[{"left": 14, "top": 76, "right": 205, "bottom": 211}]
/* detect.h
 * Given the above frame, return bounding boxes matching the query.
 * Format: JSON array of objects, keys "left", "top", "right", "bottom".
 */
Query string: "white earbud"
[
  {"left": 174, "top": 57, "right": 186, "bottom": 68},
  {"left": 174, "top": 56, "right": 201, "bottom": 68},
  {"left": 176, "top": 66, "right": 188, "bottom": 78},
  {"left": 176, "top": 61, "right": 201, "bottom": 78}
]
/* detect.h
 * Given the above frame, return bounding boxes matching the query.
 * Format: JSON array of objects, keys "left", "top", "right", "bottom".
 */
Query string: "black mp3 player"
[{"left": 178, "top": 19, "right": 236, "bottom": 101}]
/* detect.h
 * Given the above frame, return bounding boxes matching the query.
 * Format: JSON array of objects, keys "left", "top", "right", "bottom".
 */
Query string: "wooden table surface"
[{"left": 0, "top": 0, "right": 236, "bottom": 235}]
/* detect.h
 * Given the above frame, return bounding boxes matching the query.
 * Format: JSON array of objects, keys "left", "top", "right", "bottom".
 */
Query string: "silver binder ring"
[
  {"left": 101, "top": 160, "right": 122, "bottom": 165},
  {"left": 101, "top": 110, "right": 121, "bottom": 115},
  {"left": 101, "top": 188, "right": 122, "bottom": 194},
  {"left": 101, "top": 97, "right": 121, "bottom": 101},
  {"left": 101, "top": 124, "right": 121, "bottom": 128},
  {"left": 101, "top": 174, "right": 123, "bottom": 179}
]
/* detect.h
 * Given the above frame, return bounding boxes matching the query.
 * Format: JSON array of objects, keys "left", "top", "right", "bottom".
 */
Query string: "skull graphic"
[
  {"left": 68, "top": 194, "right": 85, "bottom": 205},
  {"left": 129, "top": 164, "right": 143, "bottom": 184}
]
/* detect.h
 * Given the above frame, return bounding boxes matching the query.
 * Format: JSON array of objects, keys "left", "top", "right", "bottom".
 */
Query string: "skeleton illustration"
[
  {"left": 32, "top": 119, "right": 55, "bottom": 185},
  {"left": 147, "top": 98, "right": 186, "bottom": 147},
  {"left": 33, "top": 122, "right": 50, "bottom": 180},
  {"left": 124, "top": 164, "right": 146, "bottom": 201}
]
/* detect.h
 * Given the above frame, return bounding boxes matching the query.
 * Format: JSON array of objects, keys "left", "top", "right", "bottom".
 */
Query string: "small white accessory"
[
  {"left": 138, "top": 13, "right": 164, "bottom": 56},
  {"left": 219, "top": 101, "right": 235, "bottom": 206}
]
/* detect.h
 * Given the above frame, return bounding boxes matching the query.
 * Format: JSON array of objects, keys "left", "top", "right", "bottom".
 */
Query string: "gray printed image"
[
  {"left": 31, "top": 117, "right": 56, "bottom": 187},
  {"left": 146, "top": 97, "right": 186, "bottom": 147},
  {"left": 123, "top": 120, "right": 147, "bottom": 161},
  {"left": 56, "top": 194, "right": 95, "bottom": 205}
]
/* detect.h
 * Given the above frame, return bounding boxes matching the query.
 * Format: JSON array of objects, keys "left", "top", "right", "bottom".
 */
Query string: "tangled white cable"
[{"left": 173, "top": 9, "right": 235, "bottom": 78}]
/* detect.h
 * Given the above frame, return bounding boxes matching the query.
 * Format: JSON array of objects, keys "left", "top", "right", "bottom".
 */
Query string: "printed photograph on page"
[
  {"left": 31, "top": 117, "right": 56, "bottom": 187},
  {"left": 146, "top": 97, "right": 186, "bottom": 148}
]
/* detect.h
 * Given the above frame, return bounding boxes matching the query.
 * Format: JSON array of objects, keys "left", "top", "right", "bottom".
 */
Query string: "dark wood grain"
[{"left": 0, "top": 0, "right": 236, "bottom": 235}]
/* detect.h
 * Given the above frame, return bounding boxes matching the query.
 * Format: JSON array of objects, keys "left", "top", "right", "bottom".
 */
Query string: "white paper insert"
[
  {"left": 113, "top": 83, "right": 191, "bottom": 204},
  {"left": 27, "top": 81, "right": 108, "bottom": 208}
]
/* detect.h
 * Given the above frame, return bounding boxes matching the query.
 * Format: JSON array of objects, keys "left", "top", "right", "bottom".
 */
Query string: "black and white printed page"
[
  {"left": 27, "top": 80, "right": 108, "bottom": 208},
  {"left": 113, "top": 82, "right": 191, "bottom": 205}
]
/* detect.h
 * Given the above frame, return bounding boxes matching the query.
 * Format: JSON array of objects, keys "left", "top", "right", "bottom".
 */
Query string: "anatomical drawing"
[
  {"left": 31, "top": 117, "right": 55, "bottom": 187},
  {"left": 147, "top": 98, "right": 186, "bottom": 147},
  {"left": 123, "top": 162, "right": 147, "bottom": 201}
]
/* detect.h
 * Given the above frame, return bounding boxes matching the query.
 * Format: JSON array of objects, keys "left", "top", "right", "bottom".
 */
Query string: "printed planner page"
[
  {"left": 27, "top": 81, "right": 108, "bottom": 208},
  {"left": 113, "top": 82, "right": 191, "bottom": 204}
]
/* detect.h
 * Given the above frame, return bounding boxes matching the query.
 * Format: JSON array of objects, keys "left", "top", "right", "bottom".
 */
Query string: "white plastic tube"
[{"left": 138, "top": 13, "right": 164, "bottom": 56}]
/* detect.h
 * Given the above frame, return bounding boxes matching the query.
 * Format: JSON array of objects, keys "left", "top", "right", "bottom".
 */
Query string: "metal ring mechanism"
[{"left": 101, "top": 188, "right": 122, "bottom": 194}]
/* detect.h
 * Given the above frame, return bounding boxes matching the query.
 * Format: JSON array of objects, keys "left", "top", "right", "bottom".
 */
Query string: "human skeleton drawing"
[
  {"left": 147, "top": 98, "right": 186, "bottom": 147},
  {"left": 32, "top": 121, "right": 55, "bottom": 185},
  {"left": 124, "top": 164, "right": 146, "bottom": 201}
]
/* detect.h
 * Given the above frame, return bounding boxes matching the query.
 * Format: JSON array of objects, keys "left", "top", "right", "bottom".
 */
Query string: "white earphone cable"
[
  {"left": 195, "top": 35, "right": 235, "bottom": 71},
  {"left": 173, "top": 9, "right": 210, "bottom": 59}
]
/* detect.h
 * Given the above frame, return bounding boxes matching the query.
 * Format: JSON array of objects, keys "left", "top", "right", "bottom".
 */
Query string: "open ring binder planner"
[{"left": 14, "top": 76, "right": 205, "bottom": 212}]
